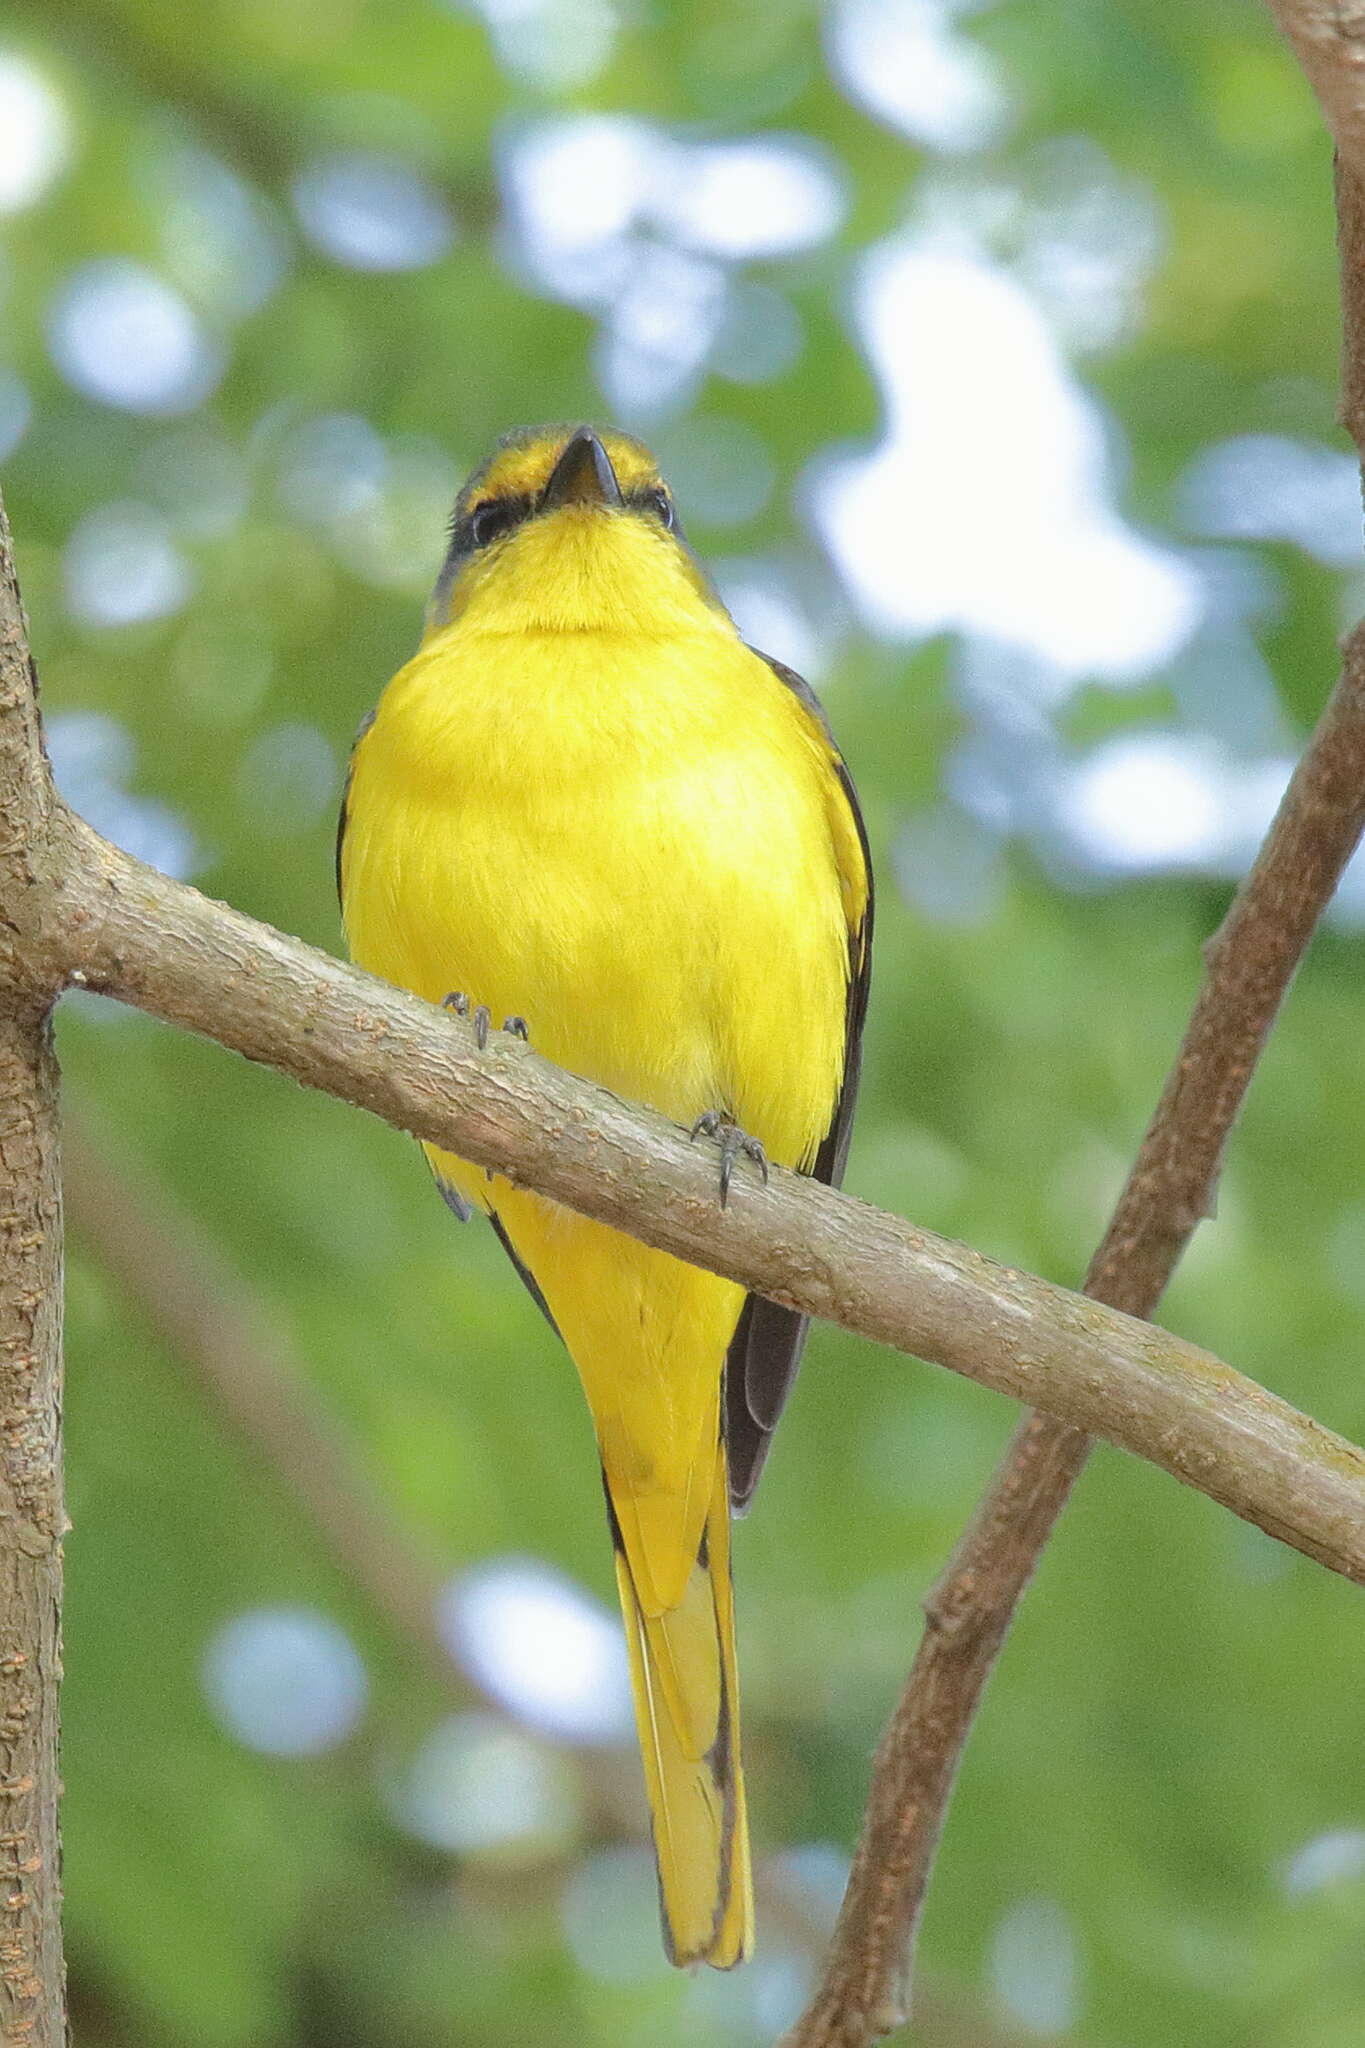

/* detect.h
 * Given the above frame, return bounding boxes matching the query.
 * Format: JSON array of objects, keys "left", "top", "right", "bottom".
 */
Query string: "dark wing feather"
[
  {"left": 335, "top": 708, "right": 376, "bottom": 904},
  {"left": 725, "top": 653, "right": 873, "bottom": 1512},
  {"left": 488, "top": 1210, "right": 562, "bottom": 1336}
]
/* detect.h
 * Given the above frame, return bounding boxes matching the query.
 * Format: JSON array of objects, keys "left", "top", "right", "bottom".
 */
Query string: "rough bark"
[
  {"left": 0, "top": 503, "right": 66, "bottom": 2046},
  {"left": 1266, "top": 0, "right": 1365, "bottom": 185}
]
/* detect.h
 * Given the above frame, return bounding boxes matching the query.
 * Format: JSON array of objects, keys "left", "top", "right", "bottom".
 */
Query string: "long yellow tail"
[{"left": 611, "top": 1440, "right": 753, "bottom": 1968}]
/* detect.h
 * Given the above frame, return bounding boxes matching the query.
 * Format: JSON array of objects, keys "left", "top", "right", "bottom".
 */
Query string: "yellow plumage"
[{"left": 339, "top": 426, "right": 870, "bottom": 1967}]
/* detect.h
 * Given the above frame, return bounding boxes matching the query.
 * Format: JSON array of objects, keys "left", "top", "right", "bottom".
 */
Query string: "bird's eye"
[
  {"left": 470, "top": 500, "right": 517, "bottom": 549},
  {"left": 645, "top": 487, "right": 674, "bottom": 530}
]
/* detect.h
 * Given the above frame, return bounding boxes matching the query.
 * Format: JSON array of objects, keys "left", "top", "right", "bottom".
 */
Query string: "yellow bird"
[{"left": 337, "top": 425, "right": 872, "bottom": 1968}]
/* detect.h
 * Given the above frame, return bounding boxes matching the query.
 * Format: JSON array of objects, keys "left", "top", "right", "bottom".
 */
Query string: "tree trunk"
[{"left": 0, "top": 1003, "right": 64, "bottom": 2047}]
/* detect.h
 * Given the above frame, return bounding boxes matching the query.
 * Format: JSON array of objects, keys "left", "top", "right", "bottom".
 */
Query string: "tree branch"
[
  {"left": 12, "top": 799, "right": 1361, "bottom": 1583},
  {"left": 1265, "top": 0, "right": 1365, "bottom": 188},
  {"left": 777, "top": 148, "right": 1365, "bottom": 2048}
]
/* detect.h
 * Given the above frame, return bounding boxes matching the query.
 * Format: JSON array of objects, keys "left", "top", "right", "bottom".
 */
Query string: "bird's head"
[{"left": 426, "top": 424, "right": 725, "bottom": 639}]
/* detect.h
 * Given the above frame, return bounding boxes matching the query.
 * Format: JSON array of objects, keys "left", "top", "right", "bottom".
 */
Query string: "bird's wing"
[
  {"left": 724, "top": 652, "right": 874, "bottom": 1512},
  {"left": 334, "top": 708, "right": 376, "bottom": 902},
  {"left": 337, "top": 700, "right": 570, "bottom": 1334}
]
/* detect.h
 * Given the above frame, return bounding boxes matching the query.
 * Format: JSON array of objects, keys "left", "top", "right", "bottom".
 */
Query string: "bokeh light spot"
[
  {"left": 438, "top": 1556, "right": 632, "bottom": 1746},
  {"left": 659, "top": 137, "right": 847, "bottom": 260},
  {"left": 812, "top": 239, "right": 1201, "bottom": 679},
  {"left": 277, "top": 412, "right": 388, "bottom": 525},
  {"left": 1179, "top": 433, "right": 1364, "bottom": 568},
  {"left": 827, "top": 0, "right": 1007, "bottom": 154},
  {"left": 990, "top": 1895, "right": 1082, "bottom": 2034},
  {"left": 0, "top": 54, "right": 71, "bottom": 214},
  {"left": 1281, "top": 1828, "right": 1365, "bottom": 1898},
  {"left": 46, "top": 711, "right": 199, "bottom": 879},
  {"left": 455, "top": 0, "right": 618, "bottom": 91},
  {"left": 64, "top": 502, "right": 194, "bottom": 629},
  {"left": 48, "top": 259, "right": 224, "bottom": 415},
  {"left": 293, "top": 152, "right": 454, "bottom": 272},
  {"left": 236, "top": 723, "right": 336, "bottom": 835},
  {"left": 559, "top": 1846, "right": 672, "bottom": 1983},
  {"left": 501, "top": 114, "right": 839, "bottom": 415},
  {"left": 388, "top": 1712, "right": 579, "bottom": 1858},
  {"left": 153, "top": 145, "right": 292, "bottom": 318},
  {"left": 0, "top": 369, "right": 32, "bottom": 462},
  {"left": 1057, "top": 731, "right": 1291, "bottom": 877},
  {"left": 202, "top": 1606, "right": 368, "bottom": 1757}
]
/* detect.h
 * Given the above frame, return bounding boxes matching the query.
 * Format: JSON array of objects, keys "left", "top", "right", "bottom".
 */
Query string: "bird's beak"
[{"left": 541, "top": 428, "right": 624, "bottom": 512}]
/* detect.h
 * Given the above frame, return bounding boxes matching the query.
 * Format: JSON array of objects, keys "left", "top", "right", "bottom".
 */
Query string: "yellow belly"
[{"left": 341, "top": 619, "right": 853, "bottom": 1604}]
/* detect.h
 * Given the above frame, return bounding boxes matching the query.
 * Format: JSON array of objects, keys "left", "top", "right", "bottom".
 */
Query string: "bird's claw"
[
  {"left": 689, "top": 1110, "right": 769, "bottom": 1209},
  {"left": 442, "top": 991, "right": 491, "bottom": 1048},
  {"left": 443, "top": 994, "right": 527, "bottom": 1053}
]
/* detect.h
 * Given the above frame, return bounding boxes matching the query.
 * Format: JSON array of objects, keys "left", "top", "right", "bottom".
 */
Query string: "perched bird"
[{"left": 338, "top": 425, "right": 872, "bottom": 1968}]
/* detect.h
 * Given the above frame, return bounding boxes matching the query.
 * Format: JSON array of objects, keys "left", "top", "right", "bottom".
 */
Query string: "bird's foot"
[
  {"left": 689, "top": 1109, "right": 769, "bottom": 1209},
  {"left": 442, "top": 994, "right": 531, "bottom": 1052},
  {"left": 442, "top": 990, "right": 491, "bottom": 1049}
]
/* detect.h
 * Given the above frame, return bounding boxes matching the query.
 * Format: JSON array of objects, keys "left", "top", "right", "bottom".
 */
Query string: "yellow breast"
[
  {"left": 340, "top": 549, "right": 865, "bottom": 1608},
  {"left": 341, "top": 616, "right": 855, "bottom": 1170}
]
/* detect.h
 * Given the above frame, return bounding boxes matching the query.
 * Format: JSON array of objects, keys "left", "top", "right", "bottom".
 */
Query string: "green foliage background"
[{"left": 2, "top": 1, "right": 1364, "bottom": 2042}]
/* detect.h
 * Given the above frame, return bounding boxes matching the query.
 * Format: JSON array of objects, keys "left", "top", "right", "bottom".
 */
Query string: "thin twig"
[{"left": 778, "top": 158, "right": 1365, "bottom": 2048}]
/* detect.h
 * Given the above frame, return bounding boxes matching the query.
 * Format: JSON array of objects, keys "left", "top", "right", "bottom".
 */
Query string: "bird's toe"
[{"left": 691, "top": 1110, "right": 768, "bottom": 1209}]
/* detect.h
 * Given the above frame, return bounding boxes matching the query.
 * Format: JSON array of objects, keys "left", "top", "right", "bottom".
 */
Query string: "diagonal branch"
[{"left": 777, "top": 151, "right": 1365, "bottom": 2048}]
